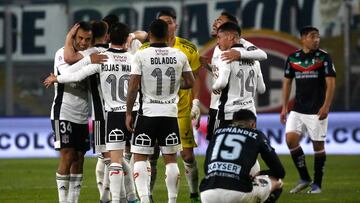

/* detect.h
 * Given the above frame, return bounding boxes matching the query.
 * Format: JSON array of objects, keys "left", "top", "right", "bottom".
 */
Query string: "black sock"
[
  {"left": 290, "top": 147, "right": 311, "bottom": 181},
  {"left": 264, "top": 187, "right": 283, "bottom": 203},
  {"left": 314, "top": 153, "right": 326, "bottom": 188},
  {"left": 190, "top": 192, "right": 199, "bottom": 198}
]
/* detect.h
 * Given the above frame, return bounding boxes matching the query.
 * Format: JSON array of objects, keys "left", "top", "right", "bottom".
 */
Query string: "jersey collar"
[
  {"left": 150, "top": 43, "right": 167, "bottom": 47},
  {"left": 94, "top": 43, "right": 109, "bottom": 49},
  {"left": 107, "top": 48, "right": 126, "bottom": 53},
  {"left": 231, "top": 43, "right": 244, "bottom": 48}
]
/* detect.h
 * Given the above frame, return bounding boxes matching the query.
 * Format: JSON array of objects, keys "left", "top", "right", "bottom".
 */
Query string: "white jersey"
[
  {"left": 131, "top": 43, "right": 192, "bottom": 117},
  {"left": 212, "top": 45, "right": 266, "bottom": 120},
  {"left": 209, "top": 40, "right": 267, "bottom": 110},
  {"left": 128, "top": 39, "right": 142, "bottom": 55},
  {"left": 57, "top": 48, "right": 139, "bottom": 113},
  {"left": 50, "top": 47, "right": 91, "bottom": 124},
  {"left": 86, "top": 45, "right": 108, "bottom": 120}
]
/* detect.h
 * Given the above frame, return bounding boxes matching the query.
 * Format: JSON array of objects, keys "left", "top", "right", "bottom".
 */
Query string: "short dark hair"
[
  {"left": 103, "top": 14, "right": 119, "bottom": 33},
  {"left": 156, "top": 9, "right": 177, "bottom": 20},
  {"left": 300, "top": 26, "right": 319, "bottom": 37},
  {"left": 110, "top": 22, "right": 130, "bottom": 45},
  {"left": 149, "top": 19, "right": 168, "bottom": 40},
  {"left": 233, "top": 109, "right": 257, "bottom": 122},
  {"left": 91, "top": 20, "right": 108, "bottom": 39},
  {"left": 221, "top": 11, "right": 238, "bottom": 25},
  {"left": 77, "top": 21, "right": 92, "bottom": 32},
  {"left": 218, "top": 22, "right": 241, "bottom": 36}
]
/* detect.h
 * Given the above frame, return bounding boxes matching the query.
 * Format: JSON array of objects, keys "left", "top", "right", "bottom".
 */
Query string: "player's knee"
[
  {"left": 285, "top": 133, "right": 300, "bottom": 148},
  {"left": 181, "top": 149, "right": 195, "bottom": 163}
]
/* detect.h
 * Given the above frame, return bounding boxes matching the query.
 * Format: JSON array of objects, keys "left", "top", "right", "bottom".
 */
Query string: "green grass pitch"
[{"left": 0, "top": 155, "right": 359, "bottom": 202}]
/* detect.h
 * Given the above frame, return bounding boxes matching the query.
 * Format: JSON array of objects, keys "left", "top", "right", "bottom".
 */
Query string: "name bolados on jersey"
[
  {"left": 131, "top": 43, "right": 192, "bottom": 117},
  {"left": 141, "top": 37, "right": 201, "bottom": 117},
  {"left": 57, "top": 48, "right": 139, "bottom": 112},
  {"left": 212, "top": 44, "right": 266, "bottom": 120}
]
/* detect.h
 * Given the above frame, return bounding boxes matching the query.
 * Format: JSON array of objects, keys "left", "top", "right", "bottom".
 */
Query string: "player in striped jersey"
[
  {"left": 126, "top": 19, "right": 195, "bottom": 203},
  {"left": 212, "top": 22, "right": 266, "bottom": 127},
  {"left": 45, "top": 22, "right": 140, "bottom": 203},
  {"left": 50, "top": 21, "right": 95, "bottom": 203},
  {"left": 139, "top": 10, "right": 202, "bottom": 202},
  {"left": 204, "top": 12, "right": 268, "bottom": 142}
]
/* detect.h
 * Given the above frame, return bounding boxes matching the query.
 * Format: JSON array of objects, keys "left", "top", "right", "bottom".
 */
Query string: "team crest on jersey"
[
  {"left": 108, "top": 129, "right": 124, "bottom": 142},
  {"left": 62, "top": 134, "right": 69, "bottom": 144},
  {"left": 135, "top": 133, "right": 151, "bottom": 146},
  {"left": 258, "top": 178, "right": 269, "bottom": 187},
  {"left": 165, "top": 132, "right": 179, "bottom": 146}
]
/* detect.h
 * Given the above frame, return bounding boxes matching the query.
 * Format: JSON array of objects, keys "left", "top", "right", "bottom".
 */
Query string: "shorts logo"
[
  {"left": 62, "top": 134, "right": 69, "bottom": 144},
  {"left": 135, "top": 133, "right": 151, "bottom": 146},
  {"left": 108, "top": 129, "right": 124, "bottom": 142},
  {"left": 165, "top": 132, "right": 179, "bottom": 146}
]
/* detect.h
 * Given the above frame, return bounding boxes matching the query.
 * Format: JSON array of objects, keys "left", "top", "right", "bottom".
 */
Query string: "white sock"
[
  {"left": 67, "top": 174, "right": 83, "bottom": 203},
  {"left": 124, "top": 151, "right": 132, "bottom": 164},
  {"left": 122, "top": 160, "right": 138, "bottom": 201},
  {"left": 165, "top": 163, "right": 180, "bottom": 203},
  {"left": 249, "top": 159, "right": 261, "bottom": 177},
  {"left": 183, "top": 160, "right": 199, "bottom": 194},
  {"left": 56, "top": 173, "right": 69, "bottom": 203},
  {"left": 101, "top": 158, "right": 111, "bottom": 202},
  {"left": 96, "top": 157, "right": 105, "bottom": 198},
  {"left": 109, "top": 163, "right": 124, "bottom": 202},
  {"left": 133, "top": 161, "right": 150, "bottom": 203}
]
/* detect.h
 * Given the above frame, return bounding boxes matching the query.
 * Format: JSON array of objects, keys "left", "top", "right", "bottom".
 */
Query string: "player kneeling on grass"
[{"left": 200, "top": 109, "right": 285, "bottom": 203}]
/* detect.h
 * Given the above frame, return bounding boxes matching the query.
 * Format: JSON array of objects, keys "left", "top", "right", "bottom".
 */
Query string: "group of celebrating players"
[{"left": 44, "top": 7, "right": 336, "bottom": 203}]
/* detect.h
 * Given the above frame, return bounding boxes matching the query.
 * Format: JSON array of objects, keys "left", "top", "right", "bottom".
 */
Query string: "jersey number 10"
[{"left": 106, "top": 74, "right": 130, "bottom": 102}]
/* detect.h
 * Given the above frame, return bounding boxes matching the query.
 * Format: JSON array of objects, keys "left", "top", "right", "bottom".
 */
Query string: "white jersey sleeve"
[
  {"left": 131, "top": 51, "right": 142, "bottom": 75},
  {"left": 238, "top": 38, "right": 267, "bottom": 61},
  {"left": 255, "top": 61, "right": 266, "bottom": 94},
  {"left": 212, "top": 58, "right": 231, "bottom": 90},
  {"left": 57, "top": 64, "right": 100, "bottom": 83},
  {"left": 128, "top": 39, "right": 142, "bottom": 55},
  {"left": 182, "top": 55, "right": 192, "bottom": 72},
  {"left": 57, "top": 56, "right": 92, "bottom": 75},
  {"left": 79, "top": 47, "right": 99, "bottom": 57}
]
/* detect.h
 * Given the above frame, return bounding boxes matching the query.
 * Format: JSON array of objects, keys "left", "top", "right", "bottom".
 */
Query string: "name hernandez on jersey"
[
  {"left": 200, "top": 126, "right": 285, "bottom": 193},
  {"left": 213, "top": 45, "right": 266, "bottom": 120},
  {"left": 56, "top": 48, "right": 139, "bottom": 112},
  {"left": 131, "top": 43, "right": 192, "bottom": 117}
]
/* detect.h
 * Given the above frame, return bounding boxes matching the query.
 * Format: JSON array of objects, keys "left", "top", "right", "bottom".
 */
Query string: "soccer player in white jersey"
[
  {"left": 203, "top": 12, "right": 268, "bottom": 142},
  {"left": 63, "top": 20, "right": 143, "bottom": 203},
  {"left": 50, "top": 21, "right": 95, "bottom": 203},
  {"left": 45, "top": 22, "right": 140, "bottom": 203},
  {"left": 213, "top": 22, "right": 266, "bottom": 127},
  {"left": 125, "top": 19, "right": 195, "bottom": 203}
]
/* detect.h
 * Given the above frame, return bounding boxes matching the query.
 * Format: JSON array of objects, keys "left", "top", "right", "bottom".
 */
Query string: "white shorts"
[
  {"left": 285, "top": 111, "right": 328, "bottom": 141},
  {"left": 200, "top": 175, "right": 272, "bottom": 203}
]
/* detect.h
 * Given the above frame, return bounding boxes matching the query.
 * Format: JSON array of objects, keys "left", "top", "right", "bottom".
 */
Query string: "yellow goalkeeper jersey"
[{"left": 140, "top": 37, "right": 201, "bottom": 117}]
